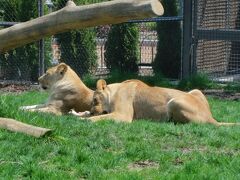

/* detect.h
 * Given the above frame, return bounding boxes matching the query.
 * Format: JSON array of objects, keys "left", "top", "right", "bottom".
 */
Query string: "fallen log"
[
  {"left": 0, "top": 0, "right": 164, "bottom": 53},
  {"left": 0, "top": 118, "right": 52, "bottom": 137}
]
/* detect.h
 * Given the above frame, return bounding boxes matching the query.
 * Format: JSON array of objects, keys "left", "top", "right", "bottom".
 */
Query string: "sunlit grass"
[{"left": 0, "top": 91, "right": 239, "bottom": 179}]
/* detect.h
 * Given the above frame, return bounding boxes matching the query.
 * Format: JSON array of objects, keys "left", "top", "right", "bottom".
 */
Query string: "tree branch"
[
  {"left": 0, "top": 0, "right": 164, "bottom": 52},
  {"left": 0, "top": 118, "right": 52, "bottom": 138}
]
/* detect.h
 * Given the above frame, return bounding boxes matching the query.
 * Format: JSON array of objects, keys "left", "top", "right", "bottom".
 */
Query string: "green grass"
[{"left": 0, "top": 91, "right": 240, "bottom": 179}]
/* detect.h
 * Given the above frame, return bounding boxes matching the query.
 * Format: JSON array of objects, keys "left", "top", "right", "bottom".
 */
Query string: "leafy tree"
[
  {"left": 104, "top": 23, "right": 140, "bottom": 73},
  {"left": 153, "top": 0, "right": 181, "bottom": 78}
]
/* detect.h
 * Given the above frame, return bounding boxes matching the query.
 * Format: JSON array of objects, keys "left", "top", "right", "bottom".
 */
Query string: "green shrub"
[
  {"left": 56, "top": 29, "right": 97, "bottom": 76},
  {"left": 54, "top": 0, "right": 97, "bottom": 76},
  {"left": 177, "top": 73, "right": 216, "bottom": 90},
  {"left": 153, "top": 0, "right": 181, "bottom": 78},
  {"left": 223, "top": 83, "right": 240, "bottom": 92},
  {"left": 104, "top": 23, "right": 140, "bottom": 73},
  {"left": 0, "top": 0, "right": 38, "bottom": 81}
]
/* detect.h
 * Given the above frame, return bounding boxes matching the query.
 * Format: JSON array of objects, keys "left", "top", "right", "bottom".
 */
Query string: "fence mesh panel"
[
  {"left": 0, "top": 0, "right": 17, "bottom": 22},
  {"left": 195, "top": 0, "right": 240, "bottom": 82},
  {"left": 0, "top": 0, "right": 39, "bottom": 82},
  {"left": 0, "top": 0, "right": 183, "bottom": 83}
]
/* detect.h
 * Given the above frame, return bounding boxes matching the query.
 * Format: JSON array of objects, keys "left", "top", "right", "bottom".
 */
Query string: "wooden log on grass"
[
  {"left": 0, "top": 0, "right": 164, "bottom": 53},
  {"left": 0, "top": 118, "right": 52, "bottom": 137}
]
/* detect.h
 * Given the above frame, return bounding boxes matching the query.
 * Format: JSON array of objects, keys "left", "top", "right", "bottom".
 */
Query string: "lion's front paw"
[
  {"left": 69, "top": 109, "right": 90, "bottom": 117},
  {"left": 19, "top": 105, "right": 38, "bottom": 111}
]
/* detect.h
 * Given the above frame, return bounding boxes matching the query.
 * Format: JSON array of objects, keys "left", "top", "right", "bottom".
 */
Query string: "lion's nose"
[{"left": 42, "top": 86, "right": 47, "bottom": 90}]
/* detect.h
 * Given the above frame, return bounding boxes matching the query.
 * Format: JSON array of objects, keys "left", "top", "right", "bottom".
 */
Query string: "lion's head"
[
  {"left": 38, "top": 63, "right": 68, "bottom": 90},
  {"left": 90, "top": 79, "right": 111, "bottom": 115}
]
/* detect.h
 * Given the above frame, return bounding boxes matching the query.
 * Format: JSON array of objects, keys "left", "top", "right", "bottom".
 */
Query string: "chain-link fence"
[
  {"left": 0, "top": 0, "right": 40, "bottom": 83},
  {"left": 0, "top": 0, "right": 184, "bottom": 83},
  {"left": 94, "top": 22, "right": 159, "bottom": 76},
  {"left": 193, "top": 0, "right": 240, "bottom": 82}
]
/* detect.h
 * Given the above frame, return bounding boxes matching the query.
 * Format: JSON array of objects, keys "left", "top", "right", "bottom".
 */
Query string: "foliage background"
[
  {"left": 54, "top": 0, "right": 98, "bottom": 76},
  {"left": 0, "top": 0, "right": 39, "bottom": 81},
  {"left": 153, "top": 0, "right": 181, "bottom": 78},
  {"left": 104, "top": 23, "right": 140, "bottom": 74}
]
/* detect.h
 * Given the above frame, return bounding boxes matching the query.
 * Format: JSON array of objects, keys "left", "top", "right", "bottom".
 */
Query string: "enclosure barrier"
[{"left": 191, "top": 0, "right": 240, "bottom": 82}]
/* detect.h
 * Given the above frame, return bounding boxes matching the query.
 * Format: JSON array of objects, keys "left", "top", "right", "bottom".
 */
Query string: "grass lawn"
[{"left": 0, "top": 91, "right": 240, "bottom": 179}]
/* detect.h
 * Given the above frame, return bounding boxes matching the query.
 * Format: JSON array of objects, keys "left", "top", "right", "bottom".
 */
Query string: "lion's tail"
[
  {"left": 216, "top": 122, "right": 240, "bottom": 126},
  {"left": 209, "top": 118, "right": 240, "bottom": 126}
]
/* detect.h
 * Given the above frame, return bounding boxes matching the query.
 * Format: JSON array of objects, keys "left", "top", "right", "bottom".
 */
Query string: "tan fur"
[
  {"left": 20, "top": 63, "right": 94, "bottom": 115},
  {"left": 87, "top": 79, "right": 239, "bottom": 126}
]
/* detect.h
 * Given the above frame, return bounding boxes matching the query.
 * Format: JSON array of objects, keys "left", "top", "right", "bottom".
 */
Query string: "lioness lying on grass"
[
  {"left": 72, "top": 79, "right": 239, "bottom": 126},
  {"left": 20, "top": 63, "right": 94, "bottom": 115}
]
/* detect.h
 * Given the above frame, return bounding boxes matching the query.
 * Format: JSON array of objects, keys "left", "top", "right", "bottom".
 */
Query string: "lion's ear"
[
  {"left": 56, "top": 63, "right": 68, "bottom": 75},
  {"left": 96, "top": 79, "right": 107, "bottom": 90}
]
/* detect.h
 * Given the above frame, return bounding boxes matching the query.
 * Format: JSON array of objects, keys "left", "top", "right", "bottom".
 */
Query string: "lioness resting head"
[
  {"left": 84, "top": 79, "right": 239, "bottom": 126},
  {"left": 20, "top": 63, "right": 94, "bottom": 115}
]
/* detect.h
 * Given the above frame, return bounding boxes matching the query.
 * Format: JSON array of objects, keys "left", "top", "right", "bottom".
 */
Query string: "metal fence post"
[
  {"left": 38, "top": 0, "right": 45, "bottom": 77},
  {"left": 182, "top": 0, "right": 193, "bottom": 79}
]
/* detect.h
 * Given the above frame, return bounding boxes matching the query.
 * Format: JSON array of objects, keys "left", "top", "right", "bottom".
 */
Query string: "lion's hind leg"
[
  {"left": 167, "top": 98, "right": 193, "bottom": 124},
  {"left": 188, "top": 89, "right": 210, "bottom": 109},
  {"left": 167, "top": 95, "right": 215, "bottom": 124}
]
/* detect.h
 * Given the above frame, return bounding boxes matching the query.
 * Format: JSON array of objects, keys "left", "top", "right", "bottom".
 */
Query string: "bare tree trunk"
[
  {"left": 0, "top": 118, "right": 52, "bottom": 137},
  {"left": 0, "top": 0, "right": 164, "bottom": 53}
]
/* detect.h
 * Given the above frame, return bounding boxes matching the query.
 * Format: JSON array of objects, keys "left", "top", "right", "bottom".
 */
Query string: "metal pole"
[
  {"left": 192, "top": 0, "right": 198, "bottom": 74},
  {"left": 38, "top": 0, "right": 45, "bottom": 76},
  {"left": 181, "top": 0, "right": 193, "bottom": 79}
]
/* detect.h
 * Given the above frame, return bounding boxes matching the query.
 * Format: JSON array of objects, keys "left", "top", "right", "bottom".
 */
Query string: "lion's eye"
[
  {"left": 93, "top": 98, "right": 98, "bottom": 105},
  {"left": 102, "top": 111, "right": 108, "bottom": 114}
]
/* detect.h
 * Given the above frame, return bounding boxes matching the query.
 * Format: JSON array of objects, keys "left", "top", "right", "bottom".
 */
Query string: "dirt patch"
[
  {"left": 204, "top": 89, "right": 240, "bottom": 101},
  {"left": 180, "top": 146, "right": 207, "bottom": 154},
  {"left": 173, "top": 158, "right": 184, "bottom": 165},
  {"left": 128, "top": 160, "right": 159, "bottom": 171}
]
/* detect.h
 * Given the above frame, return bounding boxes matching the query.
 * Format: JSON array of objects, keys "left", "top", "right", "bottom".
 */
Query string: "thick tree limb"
[
  {"left": 0, "top": 0, "right": 164, "bottom": 53},
  {"left": 0, "top": 118, "right": 52, "bottom": 137}
]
